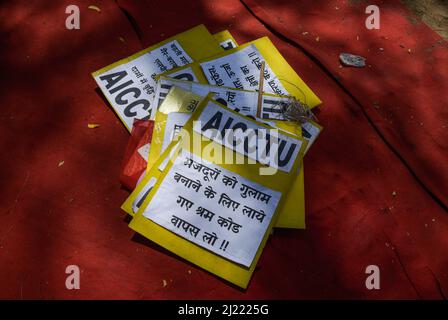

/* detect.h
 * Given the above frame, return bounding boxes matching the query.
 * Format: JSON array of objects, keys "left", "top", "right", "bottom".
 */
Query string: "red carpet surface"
[{"left": 0, "top": 0, "right": 447, "bottom": 299}]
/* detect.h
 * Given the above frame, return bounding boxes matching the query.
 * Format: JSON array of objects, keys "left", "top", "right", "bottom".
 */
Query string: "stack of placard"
[{"left": 92, "top": 25, "right": 323, "bottom": 288}]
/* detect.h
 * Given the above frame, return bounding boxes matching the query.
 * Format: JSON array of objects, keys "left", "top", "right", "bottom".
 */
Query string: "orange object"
[{"left": 120, "top": 119, "right": 154, "bottom": 190}]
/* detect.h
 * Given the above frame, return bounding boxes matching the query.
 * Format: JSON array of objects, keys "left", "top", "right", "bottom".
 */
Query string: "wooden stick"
[{"left": 256, "top": 61, "right": 266, "bottom": 118}]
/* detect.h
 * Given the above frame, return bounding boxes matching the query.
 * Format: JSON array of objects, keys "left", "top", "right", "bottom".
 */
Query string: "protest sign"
[
  {"left": 153, "top": 77, "right": 323, "bottom": 152},
  {"left": 92, "top": 25, "right": 223, "bottom": 131},
  {"left": 123, "top": 86, "right": 320, "bottom": 228},
  {"left": 90, "top": 24, "right": 325, "bottom": 289},
  {"left": 154, "top": 76, "right": 288, "bottom": 119},
  {"left": 145, "top": 149, "right": 281, "bottom": 267},
  {"left": 129, "top": 95, "right": 307, "bottom": 287},
  {"left": 162, "top": 37, "right": 322, "bottom": 109},
  {"left": 147, "top": 86, "right": 203, "bottom": 170}
]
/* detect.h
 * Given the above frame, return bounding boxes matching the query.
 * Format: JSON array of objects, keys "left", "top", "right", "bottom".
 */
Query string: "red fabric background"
[{"left": 0, "top": 0, "right": 446, "bottom": 299}]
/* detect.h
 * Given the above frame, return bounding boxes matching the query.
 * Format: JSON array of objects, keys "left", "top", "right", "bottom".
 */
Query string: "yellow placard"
[
  {"left": 123, "top": 87, "right": 316, "bottom": 229},
  {"left": 147, "top": 87, "right": 203, "bottom": 174},
  {"left": 162, "top": 36, "right": 321, "bottom": 108},
  {"left": 91, "top": 24, "right": 224, "bottom": 131},
  {"left": 129, "top": 95, "right": 307, "bottom": 288}
]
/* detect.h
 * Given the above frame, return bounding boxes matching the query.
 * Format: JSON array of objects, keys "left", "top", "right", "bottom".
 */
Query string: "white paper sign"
[
  {"left": 143, "top": 150, "right": 281, "bottom": 267},
  {"left": 193, "top": 101, "right": 302, "bottom": 173},
  {"left": 154, "top": 77, "right": 291, "bottom": 120},
  {"left": 93, "top": 40, "right": 193, "bottom": 130},
  {"left": 150, "top": 41, "right": 193, "bottom": 71},
  {"left": 200, "top": 45, "right": 288, "bottom": 96}
]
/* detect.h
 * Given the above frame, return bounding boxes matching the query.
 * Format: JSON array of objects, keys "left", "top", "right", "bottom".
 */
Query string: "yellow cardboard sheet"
[
  {"left": 129, "top": 95, "right": 307, "bottom": 288},
  {"left": 147, "top": 87, "right": 203, "bottom": 173},
  {"left": 162, "top": 36, "right": 321, "bottom": 108},
  {"left": 123, "top": 87, "right": 314, "bottom": 229},
  {"left": 91, "top": 24, "right": 223, "bottom": 131}
]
